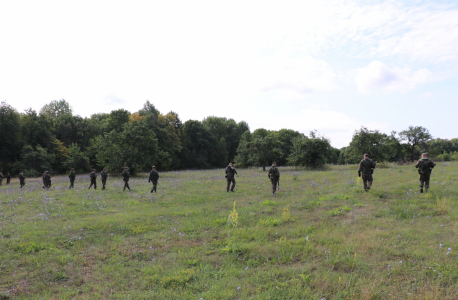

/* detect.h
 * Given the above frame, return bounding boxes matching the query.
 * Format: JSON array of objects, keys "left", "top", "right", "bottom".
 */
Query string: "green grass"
[{"left": 1, "top": 162, "right": 458, "bottom": 299}]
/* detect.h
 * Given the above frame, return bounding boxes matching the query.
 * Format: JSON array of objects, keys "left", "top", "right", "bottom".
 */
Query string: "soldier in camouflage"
[
  {"left": 101, "top": 168, "right": 108, "bottom": 190},
  {"left": 88, "top": 169, "right": 97, "bottom": 189},
  {"left": 225, "top": 163, "right": 237, "bottom": 192},
  {"left": 358, "top": 153, "right": 376, "bottom": 192},
  {"left": 415, "top": 153, "right": 436, "bottom": 193},
  {"left": 43, "top": 171, "right": 51, "bottom": 189},
  {"left": 69, "top": 168, "right": 76, "bottom": 189},
  {"left": 148, "top": 165, "right": 159, "bottom": 193},
  {"left": 0, "top": 171, "right": 3, "bottom": 186},
  {"left": 122, "top": 167, "right": 131, "bottom": 191},
  {"left": 6, "top": 172, "right": 11, "bottom": 185},
  {"left": 268, "top": 162, "right": 280, "bottom": 195},
  {"left": 19, "top": 171, "right": 25, "bottom": 188}
]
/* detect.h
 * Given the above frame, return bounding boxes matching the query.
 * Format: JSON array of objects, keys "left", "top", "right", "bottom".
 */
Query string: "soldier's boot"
[
  {"left": 227, "top": 186, "right": 230, "bottom": 192},
  {"left": 150, "top": 188, "right": 154, "bottom": 193},
  {"left": 420, "top": 188, "right": 423, "bottom": 193}
]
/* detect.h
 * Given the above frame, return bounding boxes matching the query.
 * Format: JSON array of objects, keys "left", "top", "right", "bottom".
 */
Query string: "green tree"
[
  {"left": 16, "top": 144, "right": 56, "bottom": 177},
  {"left": 399, "top": 126, "right": 432, "bottom": 162},
  {"left": 345, "top": 127, "right": 391, "bottom": 163},
  {"left": 181, "top": 120, "right": 218, "bottom": 169},
  {"left": 274, "top": 129, "right": 303, "bottom": 165},
  {"left": 246, "top": 132, "right": 283, "bottom": 171},
  {"left": 106, "top": 109, "right": 131, "bottom": 133},
  {"left": 95, "top": 121, "right": 158, "bottom": 174},
  {"left": 40, "top": 99, "right": 73, "bottom": 119},
  {"left": 65, "top": 143, "right": 91, "bottom": 173},
  {"left": 287, "top": 132, "right": 332, "bottom": 168},
  {"left": 0, "top": 101, "right": 22, "bottom": 170}
]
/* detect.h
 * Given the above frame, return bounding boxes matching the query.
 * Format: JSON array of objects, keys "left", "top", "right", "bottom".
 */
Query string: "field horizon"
[{"left": 1, "top": 162, "right": 458, "bottom": 299}]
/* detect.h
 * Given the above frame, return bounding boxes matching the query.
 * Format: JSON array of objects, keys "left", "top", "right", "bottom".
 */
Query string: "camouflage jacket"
[
  {"left": 122, "top": 170, "right": 130, "bottom": 181},
  {"left": 69, "top": 171, "right": 76, "bottom": 180},
  {"left": 225, "top": 166, "right": 237, "bottom": 179},
  {"left": 101, "top": 171, "right": 108, "bottom": 179},
  {"left": 268, "top": 166, "right": 280, "bottom": 180},
  {"left": 43, "top": 173, "right": 51, "bottom": 182},
  {"left": 19, "top": 174, "right": 25, "bottom": 182},
  {"left": 358, "top": 158, "right": 376, "bottom": 174},
  {"left": 149, "top": 170, "right": 159, "bottom": 181},
  {"left": 415, "top": 158, "right": 436, "bottom": 175},
  {"left": 90, "top": 172, "right": 97, "bottom": 181},
  {"left": 6, "top": 174, "right": 11, "bottom": 179}
]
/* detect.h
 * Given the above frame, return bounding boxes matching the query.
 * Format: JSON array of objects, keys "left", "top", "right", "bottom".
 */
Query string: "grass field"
[{"left": 1, "top": 162, "right": 458, "bottom": 299}]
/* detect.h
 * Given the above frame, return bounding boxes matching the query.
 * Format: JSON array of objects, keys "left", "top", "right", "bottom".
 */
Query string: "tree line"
[{"left": 0, "top": 100, "right": 457, "bottom": 176}]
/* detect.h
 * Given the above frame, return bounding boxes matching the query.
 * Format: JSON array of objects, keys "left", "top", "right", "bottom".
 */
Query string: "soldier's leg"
[
  {"left": 230, "top": 178, "right": 236, "bottom": 191},
  {"left": 362, "top": 174, "right": 368, "bottom": 191},
  {"left": 94, "top": 181, "right": 97, "bottom": 190},
  {"left": 271, "top": 180, "right": 277, "bottom": 194},
  {"left": 0, "top": 179, "right": 2, "bottom": 186},
  {"left": 127, "top": 182, "right": 131, "bottom": 190},
  {"left": 425, "top": 174, "right": 431, "bottom": 191},
  {"left": 226, "top": 179, "right": 231, "bottom": 192},
  {"left": 367, "top": 174, "right": 373, "bottom": 190},
  {"left": 153, "top": 181, "right": 157, "bottom": 192},
  {"left": 123, "top": 181, "right": 126, "bottom": 191},
  {"left": 102, "top": 179, "right": 106, "bottom": 190}
]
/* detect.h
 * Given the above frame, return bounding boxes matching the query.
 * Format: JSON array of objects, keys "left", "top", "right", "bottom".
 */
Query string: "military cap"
[
  {"left": 125, "top": 167, "right": 128, "bottom": 169},
  {"left": 272, "top": 161, "right": 277, "bottom": 164},
  {"left": 152, "top": 165, "right": 156, "bottom": 168},
  {"left": 93, "top": 169, "right": 96, "bottom": 171},
  {"left": 363, "top": 153, "right": 369, "bottom": 156},
  {"left": 422, "top": 153, "right": 428, "bottom": 156}
]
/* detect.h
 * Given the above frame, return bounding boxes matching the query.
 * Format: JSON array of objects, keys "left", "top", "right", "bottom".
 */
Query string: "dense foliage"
[{"left": 1, "top": 100, "right": 457, "bottom": 175}]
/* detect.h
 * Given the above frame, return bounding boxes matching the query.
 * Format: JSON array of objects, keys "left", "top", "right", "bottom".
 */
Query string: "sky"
[{"left": 1, "top": 0, "right": 458, "bottom": 148}]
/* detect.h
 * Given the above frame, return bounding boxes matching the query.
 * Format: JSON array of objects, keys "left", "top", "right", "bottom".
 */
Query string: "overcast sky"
[{"left": 1, "top": 0, "right": 458, "bottom": 148}]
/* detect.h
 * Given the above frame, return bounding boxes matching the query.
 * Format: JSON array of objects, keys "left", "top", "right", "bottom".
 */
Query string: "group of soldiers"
[
  {"left": 224, "top": 153, "right": 436, "bottom": 195},
  {"left": 0, "top": 166, "right": 160, "bottom": 193},
  {"left": 357, "top": 152, "right": 435, "bottom": 193},
  {"left": 0, "top": 153, "right": 437, "bottom": 195}
]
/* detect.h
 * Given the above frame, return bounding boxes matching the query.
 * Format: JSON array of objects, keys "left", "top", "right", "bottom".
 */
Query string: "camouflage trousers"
[
  {"left": 150, "top": 180, "right": 158, "bottom": 193},
  {"left": 123, "top": 180, "right": 130, "bottom": 191},
  {"left": 20, "top": 181, "right": 25, "bottom": 188},
  {"left": 362, "top": 173, "right": 373, "bottom": 191},
  {"left": 0, "top": 179, "right": 2, "bottom": 186},
  {"left": 69, "top": 179, "right": 75, "bottom": 189},
  {"left": 89, "top": 180, "right": 97, "bottom": 189},
  {"left": 102, "top": 178, "right": 107, "bottom": 190},
  {"left": 419, "top": 173, "right": 431, "bottom": 190},
  {"left": 271, "top": 179, "right": 279, "bottom": 194},
  {"left": 227, "top": 178, "right": 235, "bottom": 192},
  {"left": 7, "top": 178, "right": 10, "bottom": 184}
]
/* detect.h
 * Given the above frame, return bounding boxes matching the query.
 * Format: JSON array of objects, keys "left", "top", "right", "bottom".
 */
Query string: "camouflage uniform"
[
  {"left": 415, "top": 157, "right": 436, "bottom": 192},
  {"left": 89, "top": 171, "right": 97, "bottom": 189},
  {"left": 358, "top": 157, "right": 376, "bottom": 191},
  {"left": 225, "top": 165, "right": 237, "bottom": 192},
  {"left": 69, "top": 170, "right": 76, "bottom": 188},
  {"left": 0, "top": 172, "right": 3, "bottom": 186},
  {"left": 6, "top": 173, "right": 11, "bottom": 185},
  {"left": 268, "top": 165, "right": 280, "bottom": 194},
  {"left": 149, "top": 169, "right": 159, "bottom": 193},
  {"left": 101, "top": 169, "right": 108, "bottom": 190},
  {"left": 122, "top": 169, "right": 131, "bottom": 191},
  {"left": 43, "top": 172, "right": 51, "bottom": 189},
  {"left": 19, "top": 172, "right": 25, "bottom": 188}
]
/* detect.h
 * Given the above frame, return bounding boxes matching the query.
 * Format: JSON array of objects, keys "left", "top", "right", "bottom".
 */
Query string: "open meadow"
[{"left": 1, "top": 163, "right": 458, "bottom": 299}]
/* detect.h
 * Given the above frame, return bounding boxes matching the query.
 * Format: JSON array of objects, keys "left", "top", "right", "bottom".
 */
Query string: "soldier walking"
[
  {"left": 69, "top": 168, "right": 76, "bottom": 189},
  {"left": 268, "top": 162, "right": 280, "bottom": 195},
  {"left": 88, "top": 169, "right": 97, "bottom": 189},
  {"left": 415, "top": 153, "right": 436, "bottom": 193},
  {"left": 101, "top": 168, "right": 108, "bottom": 190},
  {"left": 358, "top": 153, "right": 376, "bottom": 191},
  {"left": 225, "top": 162, "right": 237, "bottom": 192},
  {"left": 43, "top": 171, "right": 51, "bottom": 189},
  {"left": 0, "top": 171, "right": 3, "bottom": 186},
  {"left": 149, "top": 165, "right": 159, "bottom": 193},
  {"left": 122, "top": 167, "right": 131, "bottom": 191},
  {"left": 6, "top": 172, "right": 11, "bottom": 185},
  {"left": 19, "top": 171, "right": 25, "bottom": 188}
]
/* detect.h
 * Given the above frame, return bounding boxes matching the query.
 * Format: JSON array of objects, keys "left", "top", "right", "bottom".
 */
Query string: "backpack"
[{"left": 418, "top": 159, "right": 432, "bottom": 174}]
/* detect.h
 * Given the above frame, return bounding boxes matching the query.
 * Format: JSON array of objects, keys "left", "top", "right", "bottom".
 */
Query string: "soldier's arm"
[{"left": 415, "top": 161, "right": 420, "bottom": 168}]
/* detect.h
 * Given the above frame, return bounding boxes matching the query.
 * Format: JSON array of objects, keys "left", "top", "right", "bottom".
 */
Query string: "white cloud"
[{"left": 355, "top": 61, "right": 432, "bottom": 94}]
